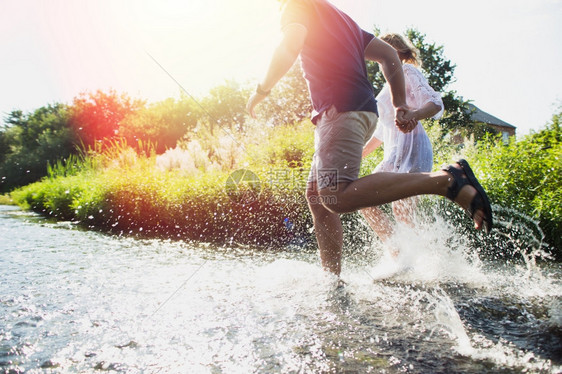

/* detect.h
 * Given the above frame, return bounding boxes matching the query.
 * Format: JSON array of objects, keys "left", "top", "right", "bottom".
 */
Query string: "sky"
[{"left": 1, "top": 0, "right": 561, "bottom": 136}]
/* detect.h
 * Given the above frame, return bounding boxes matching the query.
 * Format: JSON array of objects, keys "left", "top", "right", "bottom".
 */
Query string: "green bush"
[
  {"left": 464, "top": 118, "right": 561, "bottom": 255},
  {"left": 244, "top": 121, "right": 314, "bottom": 169},
  {"left": 0, "top": 105, "right": 78, "bottom": 192},
  {"left": 0, "top": 195, "right": 14, "bottom": 205}
]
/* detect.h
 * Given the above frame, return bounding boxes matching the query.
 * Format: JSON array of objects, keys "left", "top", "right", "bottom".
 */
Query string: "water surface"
[{"left": 0, "top": 205, "right": 560, "bottom": 373}]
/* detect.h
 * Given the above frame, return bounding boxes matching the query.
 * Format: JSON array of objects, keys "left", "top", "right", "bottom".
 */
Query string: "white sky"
[{"left": 1, "top": 0, "right": 561, "bottom": 136}]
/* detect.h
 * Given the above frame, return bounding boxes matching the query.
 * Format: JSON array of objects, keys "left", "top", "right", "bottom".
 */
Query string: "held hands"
[{"left": 395, "top": 106, "right": 418, "bottom": 133}]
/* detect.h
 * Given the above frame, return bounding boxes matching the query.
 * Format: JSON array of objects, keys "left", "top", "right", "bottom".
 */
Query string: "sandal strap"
[
  {"left": 467, "top": 193, "right": 483, "bottom": 219},
  {"left": 441, "top": 164, "right": 468, "bottom": 200}
]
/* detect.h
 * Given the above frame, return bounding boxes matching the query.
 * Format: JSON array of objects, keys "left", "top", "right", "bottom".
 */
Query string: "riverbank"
[
  {"left": 0, "top": 194, "right": 14, "bottom": 205},
  {"left": 10, "top": 160, "right": 315, "bottom": 248},
  {"left": 7, "top": 118, "right": 562, "bottom": 257}
]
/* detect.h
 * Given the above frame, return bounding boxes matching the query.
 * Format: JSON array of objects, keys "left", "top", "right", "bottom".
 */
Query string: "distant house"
[{"left": 466, "top": 103, "right": 516, "bottom": 142}]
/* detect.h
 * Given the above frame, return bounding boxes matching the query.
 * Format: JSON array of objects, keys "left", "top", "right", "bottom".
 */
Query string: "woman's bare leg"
[
  {"left": 361, "top": 206, "right": 394, "bottom": 242},
  {"left": 392, "top": 196, "right": 418, "bottom": 227}
]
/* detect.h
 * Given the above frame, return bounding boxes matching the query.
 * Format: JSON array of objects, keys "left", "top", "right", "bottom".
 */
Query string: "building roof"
[{"left": 466, "top": 103, "right": 516, "bottom": 129}]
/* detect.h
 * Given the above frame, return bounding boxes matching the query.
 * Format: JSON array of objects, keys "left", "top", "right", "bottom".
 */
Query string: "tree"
[
  {"left": 469, "top": 106, "right": 562, "bottom": 254},
  {"left": 69, "top": 90, "right": 144, "bottom": 149},
  {"left": 259, "top": 62, "right": 312, "bottom": 126},
  {"left": 0, "top": 104, "right": 76, "bottom": 192},
  {"left": 0, "top": 132, "right": 8, "bottom": 165},
  {"left": 366, "top": 28, "right": 484, "bottom": 139},
  {"left": 119, "top": 96, "right": 201, "bottom": 154},
  {"left": 199, "top": 80, "right": 249, "bottom": 133}
]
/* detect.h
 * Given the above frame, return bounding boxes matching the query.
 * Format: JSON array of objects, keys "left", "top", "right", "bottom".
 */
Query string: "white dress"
[{"left": 371, "top": 63, "right": 444, "bottom": 173}]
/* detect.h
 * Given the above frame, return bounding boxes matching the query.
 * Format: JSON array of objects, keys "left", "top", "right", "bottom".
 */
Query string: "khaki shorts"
[{"left": 308, "top": 106, "right": 378, "bottom": 190}]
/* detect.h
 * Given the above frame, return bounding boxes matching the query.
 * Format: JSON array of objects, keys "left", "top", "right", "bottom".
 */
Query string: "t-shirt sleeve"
[
  {"left": 361, "top": 30, "right": 375, "bottom": 50},
  {"left": 281, "top": 0, "right": 311, "bottom": 31},
  {"left": 403, "top": 64, "right": 444, "bottom": 119}
]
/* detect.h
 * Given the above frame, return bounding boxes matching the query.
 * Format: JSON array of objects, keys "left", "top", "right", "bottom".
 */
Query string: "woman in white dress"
[{"left": 361, "top": 33, "right": 444, "bottom": 248}]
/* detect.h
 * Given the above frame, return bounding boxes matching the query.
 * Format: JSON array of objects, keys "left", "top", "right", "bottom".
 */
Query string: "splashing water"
[
  {"left": 344, "top": 204, "right": 561, "bottom": 372},
  {"left": 0, "top": 204, "right": 560, "bottom": 373}
]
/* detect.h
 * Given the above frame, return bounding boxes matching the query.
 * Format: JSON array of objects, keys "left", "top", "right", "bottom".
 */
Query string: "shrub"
[
  {"left": 465, "top": 120, "right": 561, "bottom": 255},
  {"left": 243, "top": 120, "right": 314, "bottom": 169}
]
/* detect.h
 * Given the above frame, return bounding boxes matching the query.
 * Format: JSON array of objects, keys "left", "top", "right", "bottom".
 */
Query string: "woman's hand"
[{"left": 395, "top": 106, "right": 418, "bottom": 133}]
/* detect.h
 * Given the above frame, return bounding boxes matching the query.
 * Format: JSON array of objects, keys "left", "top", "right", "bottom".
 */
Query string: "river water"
[{"left": 0, "top": 204, "right": 561, "bottom": 373}]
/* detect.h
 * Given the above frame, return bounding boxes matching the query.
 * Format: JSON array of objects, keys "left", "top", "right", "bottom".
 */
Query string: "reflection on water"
[{"left": 0, "top": 205, "right": 560, "bottom": 373}]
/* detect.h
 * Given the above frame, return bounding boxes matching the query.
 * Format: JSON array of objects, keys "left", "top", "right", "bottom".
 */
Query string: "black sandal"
[{"left": 442, "top": 159, "right": 493, "bottom": 233}]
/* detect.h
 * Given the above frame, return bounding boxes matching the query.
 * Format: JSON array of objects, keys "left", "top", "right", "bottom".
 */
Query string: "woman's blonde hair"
[{"left": 380, "top": 33, "right": 422, "bottom": 67}]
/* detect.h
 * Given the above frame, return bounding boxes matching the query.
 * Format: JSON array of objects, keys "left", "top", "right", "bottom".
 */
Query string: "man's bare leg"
[
  {"left": 319, "top": 165, "right": 486, "bottom": 230},
  {"left": 306, "top": 182, "right": 343, "bottom": 275},
  {"left": 308, "top": 163, "right": 486, "bottom": 275}
]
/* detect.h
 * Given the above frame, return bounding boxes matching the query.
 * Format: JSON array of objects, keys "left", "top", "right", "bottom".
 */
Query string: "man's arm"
[
  {"left": 364, "top": 38, "right": 416, "bottom": 132},
  {"left": 246, "top": 23, "right": 307, "bottom": 118}
]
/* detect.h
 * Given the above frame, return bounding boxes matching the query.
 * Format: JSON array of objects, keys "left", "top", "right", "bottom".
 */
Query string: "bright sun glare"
[
  {"left": 106, "top": 0, "right": 281, "bottom": 100},
  {"left": 2, "top": 0, "right": 559, "bottom": 135},
  {"left": 28, "top": 0, "right": 281, "bottom": 105}
]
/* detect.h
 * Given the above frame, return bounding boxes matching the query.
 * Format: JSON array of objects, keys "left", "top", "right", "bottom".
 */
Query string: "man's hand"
[
  {"left": 395, "top": 106, "right": 418, "bottom": 133},
  {"left": 246, "top": 92, "right": 267, "bottom": 119}
]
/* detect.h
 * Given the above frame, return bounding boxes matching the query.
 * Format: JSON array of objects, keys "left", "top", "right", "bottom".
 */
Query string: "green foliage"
[
  {"left": 0, "top": 104, "right": 78, "bottom": 192},
  {"left": 359, "top": 147, "right": 384, "bottom": 177},
  {"left": 424, "top": 120, "right": 463, "bottom": 168},
  {"left": 465, "top": 111, "right": 562, "bottom": 252},
  {"left": 200, "top": 80, "right": 250, "bottom": 132},
  {"left": 436, "top": 91, "right": 472, "bottom": 138},
  {"left": 119, "top": 96, "right": 200, "bottom": 154},
  {"left": 405, "top": 29, "right": 454, "bottom": 93},
  {"left": 258, "top": 63, "right": 312, "bottom": 125},
  {"left": 0, "top": 194, "right": 14, "bottom": 205},
  {"left": 244, "top": 121, "right": 314, "bottom": 168},
  {"left": 8, "top": 106, "right": 562, "bottom": 255},
  {"left": 47, "top": 153, "right": 89, "bottom": 179},
  {"left": 10, "top": 149, "right": 313, "bottom": 247},
  {"left": 70, "top": 89, "right": 145, "bottom": 149}
]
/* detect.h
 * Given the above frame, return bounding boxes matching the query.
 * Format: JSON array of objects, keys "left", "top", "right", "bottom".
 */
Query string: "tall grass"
[
  {"left": 11, "top": 124, "right": 315, "bottom": 247},
  {"left": 9, "top": 118, "right": 562, "bottom": 258},
  {"left": 0, "top": 194, "right": 14, "bottom": 205}
]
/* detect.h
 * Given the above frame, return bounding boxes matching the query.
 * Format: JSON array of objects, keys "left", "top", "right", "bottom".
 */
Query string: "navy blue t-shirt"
[{"left": 281, "top": 0, "right": 378, "bottom": 122}]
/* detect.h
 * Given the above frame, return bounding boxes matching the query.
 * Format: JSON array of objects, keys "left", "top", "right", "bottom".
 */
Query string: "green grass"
[
  {"left": 11, "top": 150, "right": 313, "bottom": 247},
  {"left": 0, "top": 194, "right": 14, "bottom": 205}
]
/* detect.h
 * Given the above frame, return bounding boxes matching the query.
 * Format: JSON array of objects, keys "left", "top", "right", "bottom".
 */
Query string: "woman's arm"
[
  {"left": 409, "top": 102, "right": 442, "bottom": 123},
  {"left": 402, "top": 64, "right": 444, "bottom": 123}
]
